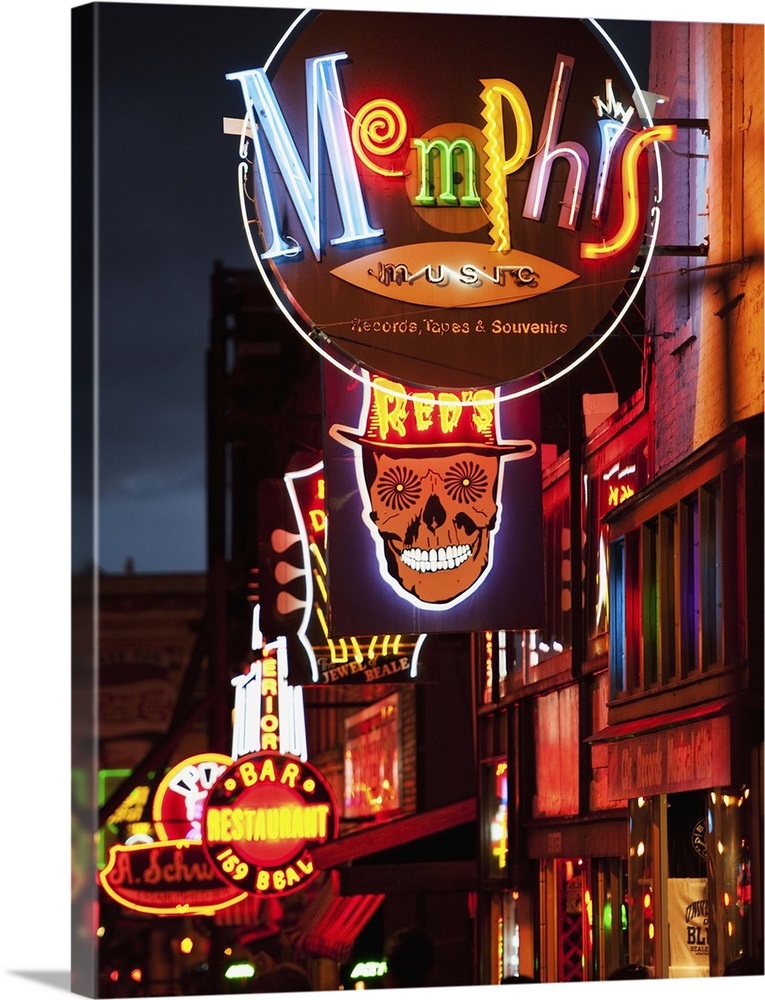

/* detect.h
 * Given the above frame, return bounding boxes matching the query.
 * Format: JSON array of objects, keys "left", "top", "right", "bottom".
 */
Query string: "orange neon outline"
[
  {"left": 152, "top": 752, "right": 233, "bottom": 842},
  {"left": 580, "top": 124, "right": 677, "bottom": 259},
  {"left": 99, "top": 839, "right": 249, "bottom": 916}
]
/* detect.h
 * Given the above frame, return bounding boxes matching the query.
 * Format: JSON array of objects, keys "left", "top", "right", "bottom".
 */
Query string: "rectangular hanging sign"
[{"left": 322, "top": 362, "right": 545, "bottom": 635}]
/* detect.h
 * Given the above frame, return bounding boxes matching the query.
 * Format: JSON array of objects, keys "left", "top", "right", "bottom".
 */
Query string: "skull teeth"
[{"left": 400, "top": 544, "right": 472, "bottom": 573}]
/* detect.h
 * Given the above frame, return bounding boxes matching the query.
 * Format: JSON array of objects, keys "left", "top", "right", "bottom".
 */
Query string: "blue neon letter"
[{"left": 227, "top": 54, "right": 383, "bottom": 261}]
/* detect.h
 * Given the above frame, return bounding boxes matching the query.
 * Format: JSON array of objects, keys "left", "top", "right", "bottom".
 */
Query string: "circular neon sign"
[
  {"left": 202, "top": 752, "right": 338, "bottom": 897},
  {"left": 227, "top": 11, "right": 672, "bottom": 394},
  {"left": 152, "top": 752, "right": 232, "bottom": 842}
]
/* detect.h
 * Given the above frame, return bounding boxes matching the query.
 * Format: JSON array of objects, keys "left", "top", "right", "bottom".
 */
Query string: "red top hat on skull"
[{"left": 330, "top": 376, "right": 536, "bottom": 457}]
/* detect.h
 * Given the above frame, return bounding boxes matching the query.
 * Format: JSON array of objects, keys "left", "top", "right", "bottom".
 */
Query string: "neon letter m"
[{"left": 227, "top": 54, "right": 382, "bottom": 261}]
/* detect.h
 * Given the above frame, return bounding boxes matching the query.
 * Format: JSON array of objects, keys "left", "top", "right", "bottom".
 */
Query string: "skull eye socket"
[
  {"left": 376, "top": 465, "right": 422, "bottom": 510},
  {"left": 444, "top": 460, "right": 489, "bottom": 504}
]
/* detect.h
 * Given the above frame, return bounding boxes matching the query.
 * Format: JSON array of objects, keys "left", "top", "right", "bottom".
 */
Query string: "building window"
[
  {"left": 532, "top": 686, "right": 579, "bottom": 817},
  {"left": 700, "top": 480, "right": 723, "bottom": 670},
  {"left": 531, "top": 496, "right": 572, "bottom": 668},
  {"left": 680, "top": 492, "right": 700, "bottom": 675},
  {"left": 343, "top": 694, "right": 400, "bottom": 818},
  {"left": 610, "top": 538, "right": 626, "bottom": 695},
  {"left": 610, "top": 529, "right": 641, "bottom": 697},
  {"left": 641, "top": 518, "right": 659, "bottom": 689},
  {"left": 659, "top": 508, "right": 678, "bottom": 681},
  {"left": 483, "top": 760, "right": 509, "bottom": 879},
  {"left": 482, "top": 630, "right": 524, "bottom": 703},
  {"left": 627, "top": 795, "right": 658, "bottom": 974},
  {"left": 609, "top": 474, "right": 730, "bottom": 697}
]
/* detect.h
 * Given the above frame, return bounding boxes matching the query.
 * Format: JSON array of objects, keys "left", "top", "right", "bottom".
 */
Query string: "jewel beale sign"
[{"left": 226, "top": 10, "right": 675, "bottom": 390}]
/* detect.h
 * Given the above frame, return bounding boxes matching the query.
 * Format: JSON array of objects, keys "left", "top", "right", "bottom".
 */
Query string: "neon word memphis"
[{"left": 227, "top": 54, "right": 675, "bottom": 262}]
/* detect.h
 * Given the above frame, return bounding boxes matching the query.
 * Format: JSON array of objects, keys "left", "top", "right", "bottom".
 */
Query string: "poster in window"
[{"left": 667, "top": 878, "right": 710, "bottom": 977}]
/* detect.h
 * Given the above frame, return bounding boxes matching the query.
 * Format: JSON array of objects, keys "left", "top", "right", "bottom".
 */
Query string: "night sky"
[
  {"left": 94, "top": 1, "right": 300, "bottom": 574},
  {"left": 85, "top": 1, "right": 652, "bottom": 576}
]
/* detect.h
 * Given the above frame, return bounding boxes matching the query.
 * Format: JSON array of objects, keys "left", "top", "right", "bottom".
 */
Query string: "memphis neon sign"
[
  {"left": 226, "top": 12, "right": 675, "bottom": 390},
  {"left": 228, "top": 56, "right": 672, "bottom": 268}
]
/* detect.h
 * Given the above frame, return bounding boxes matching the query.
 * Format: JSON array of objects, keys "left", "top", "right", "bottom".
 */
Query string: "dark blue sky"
[
  {"left": 90, "top": 3, "right": 650, "bottom": 575},
  {"left": 94, "top": 1, "right": 299, "bottom": 573}
]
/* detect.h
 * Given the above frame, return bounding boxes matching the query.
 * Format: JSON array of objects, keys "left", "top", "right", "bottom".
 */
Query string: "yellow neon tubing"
[{"left": 580, "top": 124, "right": 676, "bottom": 260}]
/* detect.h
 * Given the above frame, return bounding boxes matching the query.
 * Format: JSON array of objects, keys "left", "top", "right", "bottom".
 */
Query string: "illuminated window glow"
[
  {"left": 497, "top": 630, "right": 508, "bottom": 689},
  {"left": 344, "top": 695, "right": 401, "bottom": 817},
  {"left": 489, "top": 764, "right": 509, "bottom": 872}
]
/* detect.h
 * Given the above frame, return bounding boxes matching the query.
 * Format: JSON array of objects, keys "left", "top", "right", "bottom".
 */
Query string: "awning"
[
  {"left": 586, "top": 696, "right": 735, "bottom": 744},
  {"left": 310, "top": 796, "right": 476, "bottom": 868},
  {"left": 213, "top": 894, "right": 267, "bottom": 927},
  {"left": 291, "top": 872, "right": 384, "bottom": 963},
  {"left": 214, "top": 894, "right": 283, "bottom": 947}
]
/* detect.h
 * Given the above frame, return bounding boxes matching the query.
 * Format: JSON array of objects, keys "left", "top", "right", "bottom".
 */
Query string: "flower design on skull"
[
  {"left": 367, "top": 450, "right": 503, "bottom": 604},
  {"left": 376, "top": 465, "right": 423, "bottom": 511},
  {"left": 443, "top": 460, "right": 489, "bottom": 505}
]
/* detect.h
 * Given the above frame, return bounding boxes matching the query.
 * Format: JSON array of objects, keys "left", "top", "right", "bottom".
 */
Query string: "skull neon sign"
[{"left": 330, "top": 376, "right": 536, "bottom": 607}]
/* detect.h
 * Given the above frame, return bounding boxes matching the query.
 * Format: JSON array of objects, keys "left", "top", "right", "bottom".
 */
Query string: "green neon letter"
[{"left": 413, "top": 137, "right": 482, "bottom": 207}]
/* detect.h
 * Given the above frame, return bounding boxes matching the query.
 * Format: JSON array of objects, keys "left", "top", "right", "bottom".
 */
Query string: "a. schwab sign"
[{"left": 226, "top": 10, "right": 675, "bottom": 391}]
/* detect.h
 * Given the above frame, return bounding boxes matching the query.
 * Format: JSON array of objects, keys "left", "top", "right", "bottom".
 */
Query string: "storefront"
[
  {"left": 589, "top": 701, "right": 759, "bottom": 976},
  {"left": 595, "top": 420, "right": 764, "bottom": 976}
]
